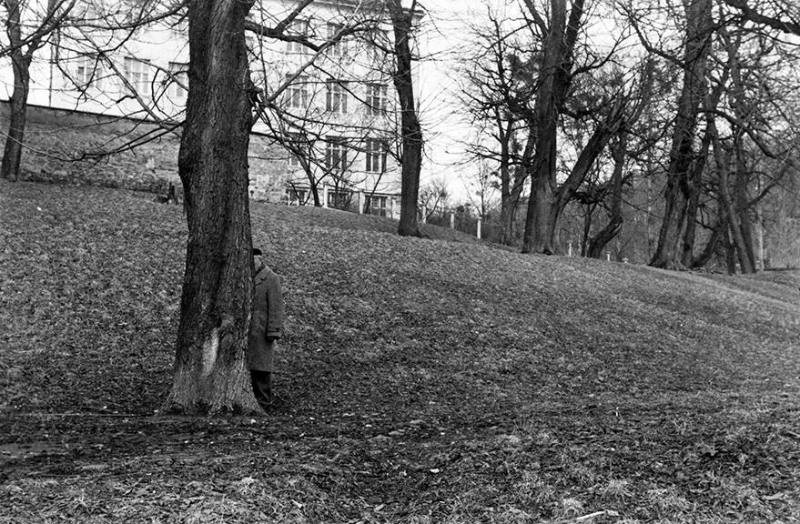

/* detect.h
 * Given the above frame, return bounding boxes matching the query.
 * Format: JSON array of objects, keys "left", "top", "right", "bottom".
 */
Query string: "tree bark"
[
  {"left": 650, "top": 0, "right": 713, "bottom": 269},
  {"left": 389, "top": 1, "right": 423, "bottom": 237},
  {"left": 166, "top": 0, "right": 259, "bottom": 414}
]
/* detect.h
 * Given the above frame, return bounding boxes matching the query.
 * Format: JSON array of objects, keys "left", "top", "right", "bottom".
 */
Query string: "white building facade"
[{"left": 1, "top": 0, "right": 418, "bottom": 217}]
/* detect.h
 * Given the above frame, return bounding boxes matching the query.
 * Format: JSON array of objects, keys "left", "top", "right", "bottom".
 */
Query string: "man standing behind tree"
[{"left": 247, "top": 248, "right": 285, "bottom": 411}]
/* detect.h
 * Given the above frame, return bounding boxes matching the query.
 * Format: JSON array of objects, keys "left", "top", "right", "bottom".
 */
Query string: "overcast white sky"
[
  {"left": 414, "top": 2, "right": 483, "bottom": 201},
  {"left": 414, "top": 0, "right": 521, "bottom": 202}
]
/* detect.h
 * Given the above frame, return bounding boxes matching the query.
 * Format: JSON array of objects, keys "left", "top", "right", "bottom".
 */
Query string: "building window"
[
  {"left": 326, "top": 81, "right": 348, "bottom": 113},
  {"left": 123, "top": 56, "right": 150, "bottom": 94},
  {"left": 288, "top": 152, "right": 302, "bottom": 168},
  {"left": 325, "top": 138, "right": 348, "bottom": 172},
  {"left": 368, "top": 195, "right": 388, "bottom": 217},
  {"left": 365, "top": 83, "right": 388, "bottom": 115},
  {"left": 327, "top": 190, "right": 352, "bottom": 210},
  {"left": 286, "top": 19, "right": 310, "bottom": 54},
  {"left": 73, "top": 55, "right": 101, "bottom": 89},
  {"left": 326, "top": 22, "right": 345, "bottom": 57},
  {"left": 365, "top": 138, "right": 387, "bottom": 173},
  {"left": 168, "top": 62, "right": 188, "bottom": 102},
  {"left": 286, "top": 75, "right": 309, "bottom": 109},
  {"left": 286, "top": 187, "right": 307, "bottom": 205}
]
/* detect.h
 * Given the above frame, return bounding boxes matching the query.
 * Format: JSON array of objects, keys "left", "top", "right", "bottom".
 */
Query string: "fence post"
[
  {"left": 421, "top": 205, "right": 427, "bottom": 224},
  {"left": 568, "top": 241, "right": 573, "bottom": 257},
  {"left": 450, "top": 212, "right": 455, "bottom": 229},
  {"left": 477, "top": 218, "right": 482, "bottom": 239},
  {"left": 322, "top": 184, "right": 329, "bottom": 209},
  {"left": 606, "top": 252, "right": 611, "bottom": 261},
  {"left": 357, "top": 190, "right": 364, "bottom": 214}
]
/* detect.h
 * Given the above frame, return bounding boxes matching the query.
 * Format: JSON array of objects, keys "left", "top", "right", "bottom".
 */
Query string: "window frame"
[
  {"left": 365, "top": 138, "right": 388, "bottom": 173},
  {"left": 325, "top": 137, "right": 349, "bottom": 172},
  {"left": 325, "top": 80, "right": 348, "bottom": 114},
  {"left": 286, "top": 18, "right": 310, "bottom": 54},
  {"left": 122, "top": 56, "right": 151, "bottom": 95}
]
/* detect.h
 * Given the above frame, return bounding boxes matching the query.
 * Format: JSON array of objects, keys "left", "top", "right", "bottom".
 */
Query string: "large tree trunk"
[
  {"left": 520, "top": 0, "right": 565, "bottom": 255},
  {"left": 650, "top": 0, "right": 713, "bottom": 269},
  {"left": 166, "top": 0, "right": 259, "bottom": 414},
  {"left": 1, "top": 0, "right": 32, "bottom": 182},
  {"left": 521, "top": 0, "right": 585, "bottom": 254},
  {"left": 0, "top": 55, "right": 30, "bottom": 182},
  {"left": 389, "top": 1, "right": 423, "bottom": 237}
]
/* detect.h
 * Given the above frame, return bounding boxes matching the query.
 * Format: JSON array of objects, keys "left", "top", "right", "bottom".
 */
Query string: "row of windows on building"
[
  {"left": 289, "top": 137, "right": 389, "bottom": 173},
  {"left": 287, "top": 187, "right": 392, "bottom": 217},
  {"left": 286, "top": 78, "right": 388, "bottom": 114},
  {"left": 71, "top": 55, "right": 188, "bottom": 101},
  {"left": 71, "top": 55, "right": 389, "bottom": 117},
  {"left": 284, "top": 18, "right": 389, "bottom": 61}
]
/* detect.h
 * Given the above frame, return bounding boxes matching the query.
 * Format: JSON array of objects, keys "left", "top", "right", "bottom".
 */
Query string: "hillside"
[{"left": 2, "top": 180, "right": 799, "bottom": 523}]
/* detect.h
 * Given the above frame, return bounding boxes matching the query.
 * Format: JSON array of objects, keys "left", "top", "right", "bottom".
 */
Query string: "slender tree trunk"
[
  {"left": 733, "top": 147, "right": 757, "bottom": 272},
  {"left": 549, "top": 110, "right": 623, "bottom": 251},
  {"left": 166, "top": 0, "right": 259, "bottom": 415},
  {"left": 580, "top": 202, "right": 596, "bottom": 257},
  {"left": 498, "top": 123, "right": 514, "bottom": 245},
  {"left": 588, "top": 135, "right": 627, "bottom": 258},
  {"left": 710, "top": 121, "right": 754, "bottom": 275},
  {"left": 650, "top": 0, "right": 713, "bottom": 269},
  {"left": 501, "top": 136, "right": 531, "bottom": 245},
  {"left": 1, "top": 0, "right": 33, "bottom": 182},
  {"left": 690, "top": 219, "right": 723, "bottom": 269},
  {"left": 389, "top": 1, "right": 423, "bottom": 237},
  {"left": 680, "top": 129, "right": 712, "bottom": 266}
]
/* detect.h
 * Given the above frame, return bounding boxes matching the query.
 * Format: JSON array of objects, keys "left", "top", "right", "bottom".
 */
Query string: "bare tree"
[
  {"left": 387, "top": 0, "right": 423, "bottom": 236},
  {"left": 165, "top": 0, "right": 258, "bottom": 413},
  {"left": 459, "top": 7, "right": 528, "bottom": 245},
  {"left": 1, "top": 0, "right": 75, "bottom": 180},
  {"left": 648, "top": 0, "right": 714, "bottom": 269}
]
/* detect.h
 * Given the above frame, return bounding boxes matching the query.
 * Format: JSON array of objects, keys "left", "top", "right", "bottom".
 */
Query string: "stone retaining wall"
[{"left": 0, "top": 101, "right": 284, "bottom": 201}]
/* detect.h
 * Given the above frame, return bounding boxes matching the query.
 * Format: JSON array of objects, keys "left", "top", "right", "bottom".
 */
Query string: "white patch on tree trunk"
[{"left": 201, "top": 327, "right": 219, "bottom": 377}]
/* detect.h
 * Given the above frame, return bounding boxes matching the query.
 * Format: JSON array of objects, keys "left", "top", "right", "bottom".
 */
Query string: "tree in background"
[
  {"left": 1, "top": 0, "right": 75, "bottom": 181},
  {"left": 647, "top": 0, "right": 714, "bottom": 269},
  {"left": 388, "top": 0, "right": 423, "bottom": 236},
  {"left": 459, "top": 7, "right": 528, "bottom": 245}
]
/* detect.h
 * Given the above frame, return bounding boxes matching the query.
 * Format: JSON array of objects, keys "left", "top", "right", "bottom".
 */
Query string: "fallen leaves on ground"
[{"left": 1, "top": 180, "right": 799, "bottom": 523}]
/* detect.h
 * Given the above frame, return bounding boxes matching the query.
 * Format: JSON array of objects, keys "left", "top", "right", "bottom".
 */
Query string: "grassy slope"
[{"left": 1, "top": 180, "right": 799, "bottom": 523}]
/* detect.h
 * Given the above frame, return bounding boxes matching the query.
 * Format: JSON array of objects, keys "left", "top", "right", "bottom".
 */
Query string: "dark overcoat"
[{"left": 247, "top": 265, "right": 284, "bottom": 371}]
